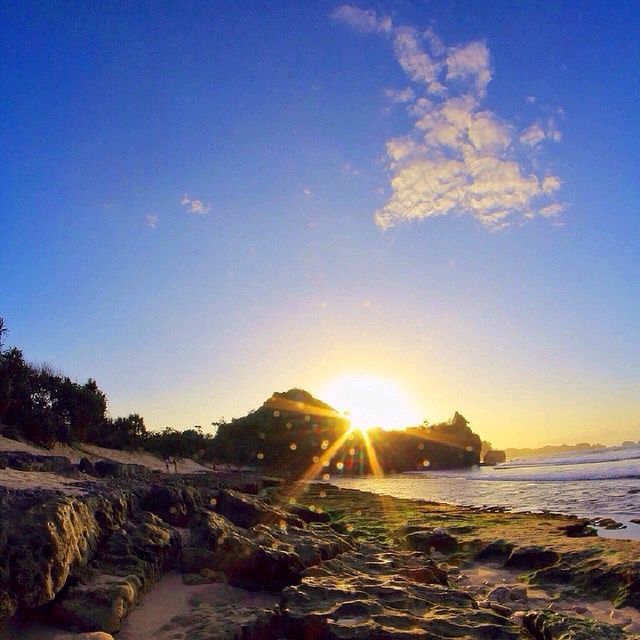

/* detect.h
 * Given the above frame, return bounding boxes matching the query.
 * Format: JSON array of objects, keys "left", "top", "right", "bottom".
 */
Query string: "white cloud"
[
  {"left": 330, "top": 5, "right": 391, "bottom": 33},
  {"left": 342, "top": 162, "right": 362, "bottom": 176},
  {"left": 146, "top": 214, "right": 158, "bottom": 230},
  {"left": 181, "top": 194, "right": 211, "bottom": 215},
  {"left": 384, "top": 87, "right": 415, "bottom": 104},
  {"left": 542, "top": 176, "right": 562, "bottom": 193},
  {"left": 393, "top": 26, "right": 445, "bottom": 95},
  {"left": 539, "top": 203, "right": 566, "bottom": 217},
  {"left": 303, "top": 187, "right": 312, "bottom": 196},
  {"left": 446, "top": 41, "right": 492, "bottom": 98},
  {"left": 333, "top": 5, "right": 565, "bottom": 229},
  {"left": 520, "top": 122, "right": 546, "bottom": 146},
  {"left": 520, "top": 119, "right": 562, "bottom": 146}
]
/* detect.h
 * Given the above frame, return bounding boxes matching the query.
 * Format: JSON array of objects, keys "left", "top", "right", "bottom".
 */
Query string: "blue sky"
[{"left": 1, "top": 1, "right": 638, "bottom": 447}]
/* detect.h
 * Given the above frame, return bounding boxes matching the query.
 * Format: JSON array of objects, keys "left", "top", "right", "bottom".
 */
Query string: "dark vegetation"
[{"left": 0, "top": 317, "right": 484, "bottom": 475}]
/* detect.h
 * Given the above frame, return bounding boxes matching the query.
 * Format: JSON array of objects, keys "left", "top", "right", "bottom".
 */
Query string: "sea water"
[{"left": 329, "top": 445, "right": 640, "bottom": 540}]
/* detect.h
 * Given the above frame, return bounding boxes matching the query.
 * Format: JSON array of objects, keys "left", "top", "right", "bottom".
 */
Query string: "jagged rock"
[
  {"left": 279, "top": 534, "right": 523, "bottom": 639},
  {"left": 50, "top": 512, "right": 180, "bottom": 633},
  {"left": 281, "top": 575, "right": 524, "bottom": 639},
  {"left": 215, "top": 489, "right": 304, "bottom": 529},
  {"left": 301, "top": 542, "right": 448, "bottom": 586},
  {"left": 142, "top": 483, "right": 200, "bottom": 526},
  {"left": 184, "top": 510, "right": 303, "bottom": 590},
  {"left": 505, "top": 546, "right": 560, "bottom": 570},
  {"left": 0, "top": 491, "right": 130, "bottom": 623},
  {"left": 182, "top": 508, "right": 353, "bottom": 591},
  {"left": 157, "top": 589, "right": 278, "bottom": 640},
  {"left": 523, "top": 610, "right": 624, "bottom": 639},
  {"left": 405, "top": 529, "right": 459, "bottom": 554}
]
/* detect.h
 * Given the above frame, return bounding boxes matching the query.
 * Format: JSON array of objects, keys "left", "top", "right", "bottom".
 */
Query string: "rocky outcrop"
[
  {"left": 215, "top": 489, "right": 304, "bottom": 529},
  {"left": 0, "top": 451, "right": 73, "bottom": 473},
  {"left": 404, "top": 528, "right": 460, "bottom": 555},
  {"left": 0, "top": 489, "right": 131, "bottom": 622},
  {"left": 280, "top": 542, "right": 523, "bottom": 640},
  {"left": 94, "top": 459, "right": 149, "bottom": 478},
  {"left": 50, "top": 512, "right": 180, "bottom": 633},
  {"left": 1, "top": 467, "right": 640, "bottom": 639},
  {"left": 504, "top": 546, "right": 560, "bottom": 570},
  {"left": 142, "top": 483, "right": 202, "bottom": 526},
  {"left": 181, "top": 507, "right": 354, "bottom": 591},
  {"left": 474, "top": 539, "right": 515, "bottom": 562}
]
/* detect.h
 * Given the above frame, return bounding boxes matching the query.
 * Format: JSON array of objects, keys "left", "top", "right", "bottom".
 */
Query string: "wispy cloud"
[
  {"left": 330, "top": 5, "right": 391, "bottom": 33},
  {"left": 145, "top": 214, "right": 158, "bottom": 230},
  {"left": 332, "top": 6, "right": 565, "bottom": 230},
  {"left": 342, "top": 162, "right": 362, "bottom": 176},
  {"left": 181, "top": 194, "right": 211, "bottom": 215},
  {"left": 384, "top": 87, "right": 415, "bottom": 104},
  {"left": 520, "top": 118, "right": 562, "bottom": 146}
]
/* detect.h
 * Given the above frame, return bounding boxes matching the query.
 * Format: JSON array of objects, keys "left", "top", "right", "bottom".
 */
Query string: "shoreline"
[
  {"left": 327, "top": 471, "right": 640, "bottom": 541},
  {"left": 0, "top": 443, "right": 639, "bottom": 638}
]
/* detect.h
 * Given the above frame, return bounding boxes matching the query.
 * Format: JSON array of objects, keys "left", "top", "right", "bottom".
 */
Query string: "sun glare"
[{"left": 319, "top": 373, "right": 423, "bottom": 431}]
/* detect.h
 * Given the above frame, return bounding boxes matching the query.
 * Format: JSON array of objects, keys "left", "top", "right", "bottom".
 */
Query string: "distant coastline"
[{"left": 504, "top": 441, "right": 639, "bottom": 461}]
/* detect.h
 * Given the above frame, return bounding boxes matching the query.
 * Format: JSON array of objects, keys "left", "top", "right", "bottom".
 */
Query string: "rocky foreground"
[{"left": 0, "top": 451, "right": 639, "bottom": 639}]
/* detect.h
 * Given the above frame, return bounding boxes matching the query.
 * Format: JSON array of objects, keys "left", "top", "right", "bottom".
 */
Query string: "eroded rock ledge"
[{"left": 0, "top": 462, "right": 639, "bottom": 639}]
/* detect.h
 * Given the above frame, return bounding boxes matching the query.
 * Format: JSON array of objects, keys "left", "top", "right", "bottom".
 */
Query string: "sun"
[{"left": 318, "top": 373, "right": 423, "bottom": 431}]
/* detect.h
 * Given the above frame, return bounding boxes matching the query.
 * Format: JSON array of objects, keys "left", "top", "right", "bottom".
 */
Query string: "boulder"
[
  {"left": 78, "top": 457, "right": 98, "bottom": 476},
  {"left": 487, "top": 585, "right": 528, "bottom": 604},
  {"left": 558, "top": 521, "right": 597, "bottom": 538},
  {"left": 505, "top": 546, "right": 560, "bottom": 570},
  {"left": 475, "top": 539, "right": 514, "bottom": 562},
  {"left": 405, "top": 529, "right": 459, "bottom": 554}
]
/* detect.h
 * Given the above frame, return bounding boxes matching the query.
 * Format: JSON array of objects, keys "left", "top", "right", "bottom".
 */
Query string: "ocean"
[{"left": 329, "top": 445, "right": 640, "bottom": 540}]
